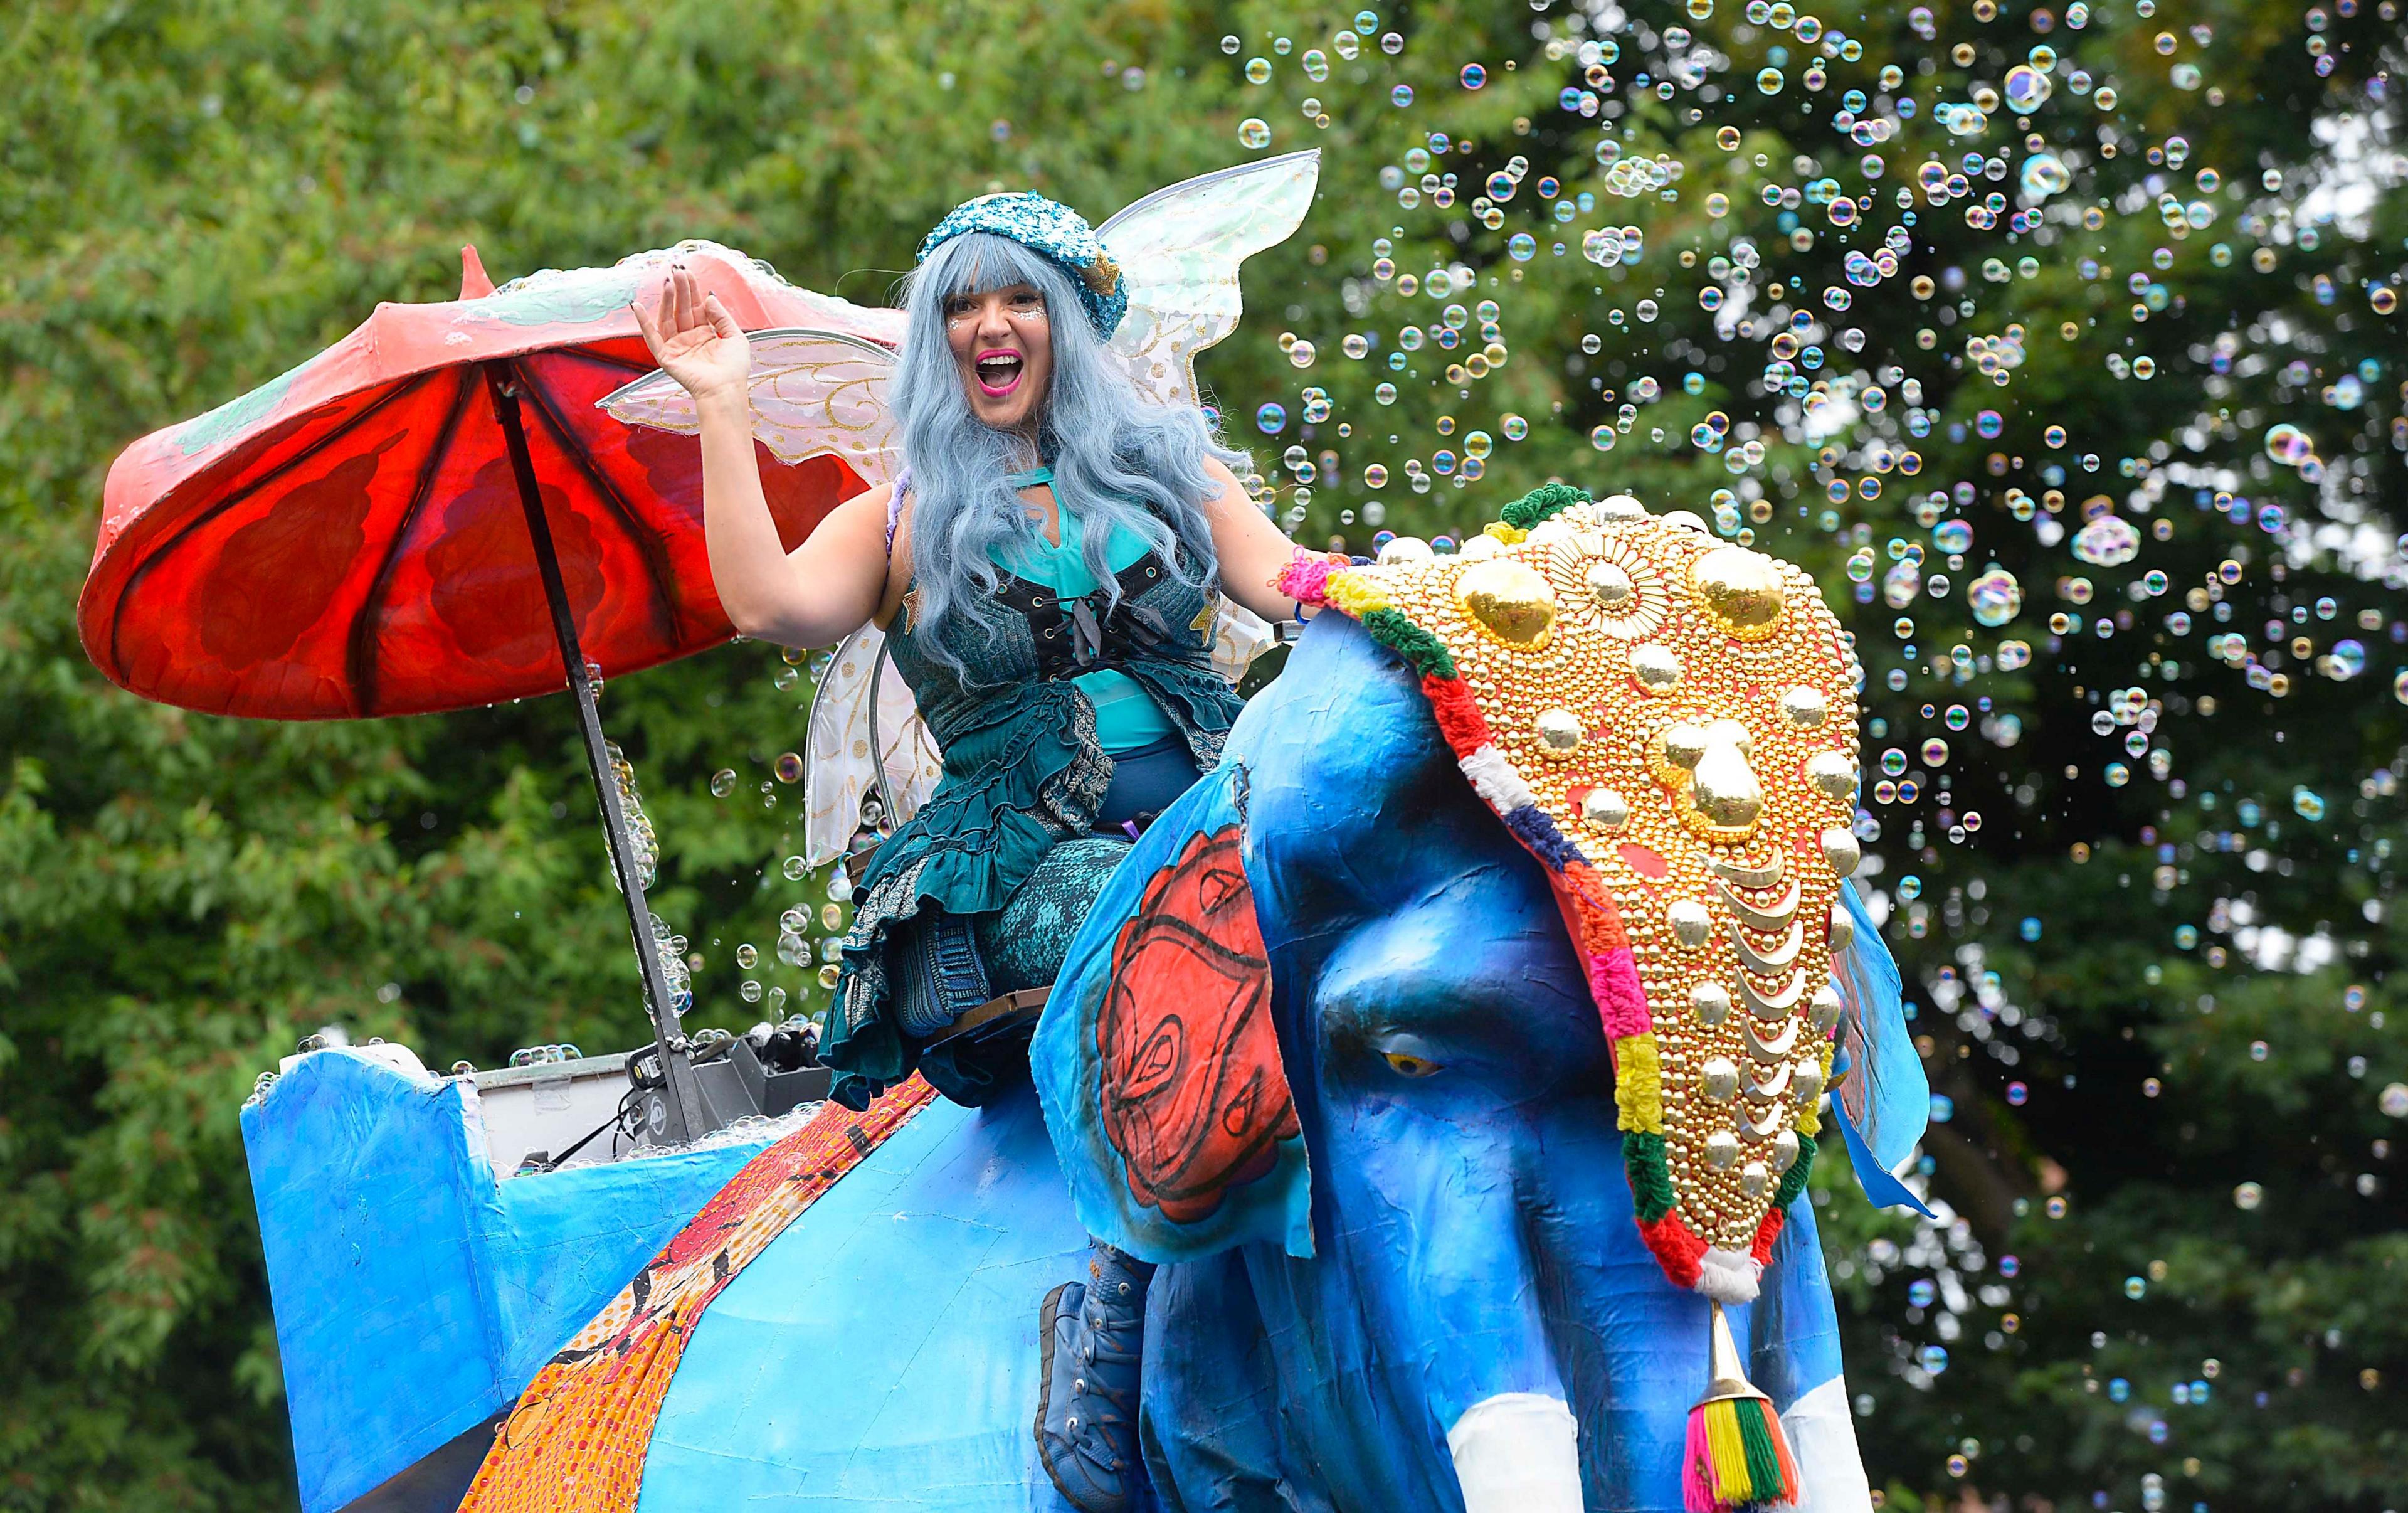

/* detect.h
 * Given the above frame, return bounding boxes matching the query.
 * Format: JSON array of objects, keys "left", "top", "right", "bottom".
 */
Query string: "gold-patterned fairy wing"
[
  {"left": 801, "top": 624, "right": 944, "bottom": 868},
  {"left": 599, "top": 329, "right": 900, "bottom": 482},
  {"left": 1097, "top": 151, "right": 1321, "bottom": 411}
]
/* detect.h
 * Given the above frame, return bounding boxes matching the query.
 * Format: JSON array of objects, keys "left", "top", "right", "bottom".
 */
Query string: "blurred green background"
[{"left": 3, "top": 0, "right": 2403, "bottom": 1508}]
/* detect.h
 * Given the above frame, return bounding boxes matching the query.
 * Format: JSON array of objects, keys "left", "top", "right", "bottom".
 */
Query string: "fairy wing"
[
  {"left": 801, "top": 624, "right": 944, "bottom": 868},
  {"left": 1097, "top": 150, "right": 1321, "bottom": 410},
  {"left": 1209, "top": 596, "right": 1277, "bottom": 686},
  {"left": 599, "top": 329, "right": 902, "bottom": 482},
  {"left": 603, "top": 152, "right": 1318, "bottom": 453}
]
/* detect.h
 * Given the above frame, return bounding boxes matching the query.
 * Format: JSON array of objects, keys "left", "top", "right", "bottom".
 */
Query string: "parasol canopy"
[{"left": 80, "top": 242, "right": 902, "bottom": 721}]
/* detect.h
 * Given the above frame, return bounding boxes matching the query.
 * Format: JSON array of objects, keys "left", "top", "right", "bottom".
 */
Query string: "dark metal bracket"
[{"left": 482, "top": 361, "right": 717, "bottom": 1146}]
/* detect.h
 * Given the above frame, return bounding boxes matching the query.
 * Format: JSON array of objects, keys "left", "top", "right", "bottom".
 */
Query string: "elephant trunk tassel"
[{"left": 1682, "top": 1302, "right": 1800, "bottom": 1512}]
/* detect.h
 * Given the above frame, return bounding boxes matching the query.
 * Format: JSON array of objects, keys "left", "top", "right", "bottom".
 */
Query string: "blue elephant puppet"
[
  {"left": 1030, "top": 603, "right": 1886, "bottom": 1513},
  {"left": 244, "top": 588, "right": 1900, "bottom": 1513},
  {"left": 504, "top": 505, "right": 1918, "bottom": 1512}
]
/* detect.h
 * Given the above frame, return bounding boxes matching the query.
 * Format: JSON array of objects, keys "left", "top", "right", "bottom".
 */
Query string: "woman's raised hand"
[{"left": 631, "top": 263, "right": 751, "bottom": 404}]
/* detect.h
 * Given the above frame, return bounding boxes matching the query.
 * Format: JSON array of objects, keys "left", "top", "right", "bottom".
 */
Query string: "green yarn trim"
[
  {"left": 1360, "top": 607, "right": 1457, "bottom": 680},
  {"left": 1501, "top": 481, "right": 1592, "bottom": 531},
  {"left": 1738, "top": 1398, "right": 1790, "bottom": 1496},
  {"left": 1624, "top": 1132, "right": 1677, "bottom": 1223},
  {"left": 1770, "top": 1132, "right": 1819, "bottom": 1211}
]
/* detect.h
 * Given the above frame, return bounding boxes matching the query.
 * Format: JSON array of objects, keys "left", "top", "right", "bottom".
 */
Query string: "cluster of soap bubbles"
[
  {"left": 1203, "top": 0, "right": 2405, "bottom": 1492},
  {"left": 506, "top": 1043, "right": 584, "bottom": 1068},
  {"left": 690, "top": 643, "right": 863, "bottom": 1025},
  {"left": 604, "top": 741, "right": 661, "bottom": 892}
]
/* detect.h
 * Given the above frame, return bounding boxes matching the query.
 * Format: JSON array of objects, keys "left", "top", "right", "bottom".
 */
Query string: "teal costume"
[{"left": 825, "top": 467, "right": 1242, "bottom": 1110}]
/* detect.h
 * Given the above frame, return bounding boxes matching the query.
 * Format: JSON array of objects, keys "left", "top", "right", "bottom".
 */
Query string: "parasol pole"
[{"left": 481, "top": 361, "right": 716, "bottom": 1147}]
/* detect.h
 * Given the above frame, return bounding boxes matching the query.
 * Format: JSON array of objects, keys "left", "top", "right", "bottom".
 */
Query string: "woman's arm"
[
  {"left": 1197, "top": 455, "right": 1307, "bottom": 622},
  {"left": 636, "top": 265, "right": 889, "bottom": 647},
  {"left": 694, "top": 390, "right": 892, "bottom": 645}
]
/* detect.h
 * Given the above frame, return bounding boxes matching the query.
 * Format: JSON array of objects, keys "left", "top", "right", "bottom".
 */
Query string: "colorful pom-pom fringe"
[
  {"left": 1682, "top": 1393, "right": 1799, "bottom": 1512},
  {"left": 1683, "top": 1301, "right": 1800, "bottom": 1512}
]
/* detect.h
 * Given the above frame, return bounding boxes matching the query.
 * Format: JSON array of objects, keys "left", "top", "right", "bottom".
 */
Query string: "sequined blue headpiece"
[{"left": 916, "top": 192, "right": 1128, "bottom": 339}]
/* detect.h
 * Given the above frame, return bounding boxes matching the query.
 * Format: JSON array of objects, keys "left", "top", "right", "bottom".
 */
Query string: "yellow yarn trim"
[
  {"left": 1795, "top": 1041, "right": 1835, "bottom": 1137},
  {"left": 1614, "top": 1033, "right": 1664, "bottom": 1134},
  {"left": 1484, "top": 521, "right": 1527, "bottom": 545},
  {"left": 1704, "top": 1398, "right": 1751, "bottom": 1499},
  {"left": 1325, "top": 573, "right": 1393, "bottom": 618}
]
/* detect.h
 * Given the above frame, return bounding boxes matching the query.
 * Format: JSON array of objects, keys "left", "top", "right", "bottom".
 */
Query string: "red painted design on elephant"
[{"left": 1097, "top": 824, "right": 1297, "bottom": 1224}]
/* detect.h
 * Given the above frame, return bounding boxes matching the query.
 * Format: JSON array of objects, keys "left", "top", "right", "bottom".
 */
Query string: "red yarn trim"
[
  {"left": 1638, "top": 1211, "right": 1708, "bottom": 1288},
  {"left": 1420, "top": 673, "right": 1492, "bottom": 753},
  {"left": 1560, "top": 863, "right": 1630, "bottom": 950},
  {"left": 1750, "top": 1209, "right": 1787, "bottom": 1268}
]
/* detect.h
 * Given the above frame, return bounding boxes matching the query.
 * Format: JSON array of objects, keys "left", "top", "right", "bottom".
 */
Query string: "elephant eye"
[{"left": 1383, "top": 1051, "right": 1444, "bottom": 1078}]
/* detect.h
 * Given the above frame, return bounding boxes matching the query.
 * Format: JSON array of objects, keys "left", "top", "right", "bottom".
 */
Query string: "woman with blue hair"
[{"left": 635, "top": 191, "right": 1304, "bottom": 1512}]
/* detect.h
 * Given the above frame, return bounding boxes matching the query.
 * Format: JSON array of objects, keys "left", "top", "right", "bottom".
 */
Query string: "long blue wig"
[{"left": 891, "top": 231, "right": 1244, "bottom": 676}]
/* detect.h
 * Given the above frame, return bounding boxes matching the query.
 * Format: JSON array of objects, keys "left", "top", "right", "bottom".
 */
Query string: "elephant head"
[{"left": 1034, "top": 498, "right": 1880, "bottom": 1511}]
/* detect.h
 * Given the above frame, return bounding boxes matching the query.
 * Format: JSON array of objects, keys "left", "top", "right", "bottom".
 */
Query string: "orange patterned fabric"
[{"left": 459, "top": 1075, "right": 941, "bottom": 1513}]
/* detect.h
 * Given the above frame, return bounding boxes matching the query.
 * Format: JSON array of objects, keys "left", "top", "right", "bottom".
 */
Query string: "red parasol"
[
  {"left": 80, "top": 242, "right": 900, "bottom": 719},
  {"left": 81, "top": 242, "right": 903, "bottom": 1142}
]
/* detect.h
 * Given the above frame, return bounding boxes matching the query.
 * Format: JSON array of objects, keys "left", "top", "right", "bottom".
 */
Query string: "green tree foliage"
[{"left": 3, "top": 1, "right": 2402, "bottom": 1510}]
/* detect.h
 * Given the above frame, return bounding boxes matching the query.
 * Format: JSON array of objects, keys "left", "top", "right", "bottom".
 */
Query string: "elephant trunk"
[
  {"left": 1360, "top": 1140, "right": 1587, "bottom": 1513},
  {"left": 1447, "top": 1391, "right": 1583, "bottom": 1513}
]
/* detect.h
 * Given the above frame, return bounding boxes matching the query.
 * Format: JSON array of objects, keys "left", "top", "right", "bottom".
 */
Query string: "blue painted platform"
[
  {"left": 244, "top": 1045, "right": 1089, "bottom": 1513},
  {"left": 243, "top": 1048, "right": 773, "bottom": 1512}
]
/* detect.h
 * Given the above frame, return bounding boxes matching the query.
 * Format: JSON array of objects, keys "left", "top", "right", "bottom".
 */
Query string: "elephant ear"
[{"left": 1032, "top": 761, "right": 1313, "bottom": 1262}]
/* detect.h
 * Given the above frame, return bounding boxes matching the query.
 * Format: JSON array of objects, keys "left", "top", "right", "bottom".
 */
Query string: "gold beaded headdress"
[{"left": 1279, "top": 484, "right": 1866, "bottom": 1305}]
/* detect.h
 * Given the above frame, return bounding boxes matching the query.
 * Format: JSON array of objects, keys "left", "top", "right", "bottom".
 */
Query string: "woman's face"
[{"left": 944, "top": 282, "right": 1052, "bottom": 435}]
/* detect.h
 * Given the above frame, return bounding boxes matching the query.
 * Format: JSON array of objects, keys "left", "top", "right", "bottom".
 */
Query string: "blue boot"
[{"left": 1036, "top": 1243, "right": 1154, "bottom": 1513}]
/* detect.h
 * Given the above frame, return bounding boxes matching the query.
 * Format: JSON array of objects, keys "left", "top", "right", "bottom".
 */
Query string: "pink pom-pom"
[
  {"left": 1276, "top": 551, "right": 1339, "bottom": 606},
  {"left": 1682, "top": 1406, "right": 1718, "bottom": 1513}
]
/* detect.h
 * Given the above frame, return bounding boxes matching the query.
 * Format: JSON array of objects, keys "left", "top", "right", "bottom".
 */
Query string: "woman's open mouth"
[{"left": 974, "top": 349, "right": 1024, "bottom": 396}]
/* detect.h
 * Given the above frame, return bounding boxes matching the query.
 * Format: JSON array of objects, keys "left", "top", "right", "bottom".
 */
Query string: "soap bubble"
[
  {"left": 2004, "top": 64, "right": 2054, "bottom": 112},
  {"left": 1968, "top": 568, "right": 2024, "bottom": 627},
  {"left": 2264, "top": 423, "right": 2315, "bottom": 466},
  {"left": 2020, "top": 152, "right": 2071, "bottom": 197},
  {"left": 1238, "top": 117, "right": 1272, "bottom": 149},
  {"left": 1459, "top": 62, "right": 1486, "bottom": 89},
  {"left": 1255, "top": 401, "right": 1287, "bottom": 433},
  {"left": 710, "top": 769, "right": 737, "bottom": 798},
  {"left": 2071, "top": 516, "right": 2140, "bottom": 566}
]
